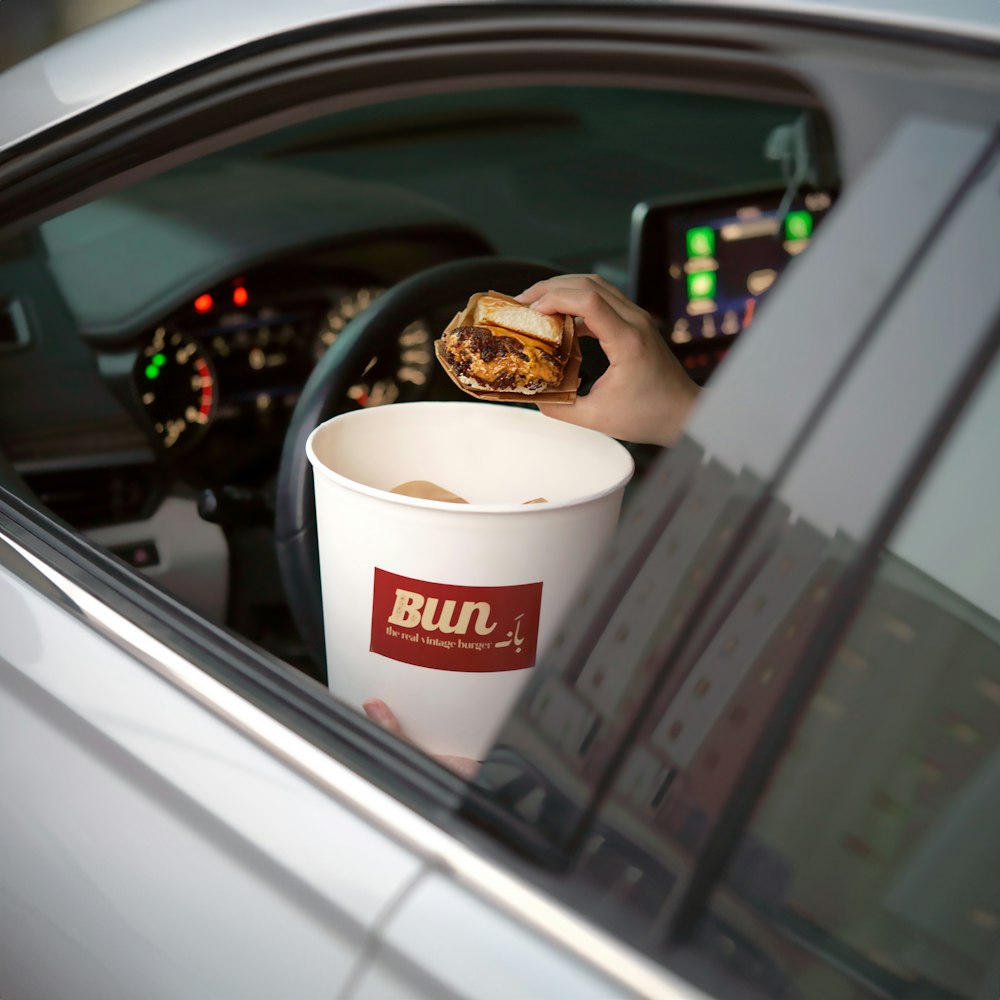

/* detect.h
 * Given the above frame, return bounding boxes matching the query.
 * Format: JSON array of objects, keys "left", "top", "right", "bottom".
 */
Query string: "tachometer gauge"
[
  {"left": 136, "top": 326, "right": 216, "bottom": 451},
  {"left": 314, "top": 287, "right": 434, "bottom": 407}
]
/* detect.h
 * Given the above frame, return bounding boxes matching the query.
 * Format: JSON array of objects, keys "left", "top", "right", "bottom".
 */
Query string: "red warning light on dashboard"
[
  {"left": 232, "top": 286, "right": 249, "bottom": 307},
  {"left": 194, "top": 293, "right": 213, "bottom": 313}
]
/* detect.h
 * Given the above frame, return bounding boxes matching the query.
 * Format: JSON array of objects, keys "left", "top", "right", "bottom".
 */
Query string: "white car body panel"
[
  {"left": 0, "top": 0, "right": 487, "bottom": 153},
  {"left": 0, "top": 529, "right": 705, "bottom": 999},
  {"left": 0, "top": 540, "right": 423, "bottom": 999},
  {"left": 352, "top": 870, "right": 676, "bottom": 1000},
  {"left": 693, "top": 0, "right": 999, "bottom": 38}
]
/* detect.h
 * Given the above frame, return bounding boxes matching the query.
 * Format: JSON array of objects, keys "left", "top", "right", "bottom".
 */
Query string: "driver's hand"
[
  {"left": 362, "top": 698, "right": 481, "bottom": 780},
  {"left": 517, "top": 274, "right": 699, "bottom": 447}
]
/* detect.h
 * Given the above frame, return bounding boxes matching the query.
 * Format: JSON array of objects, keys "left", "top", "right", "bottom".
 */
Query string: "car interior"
[{"left": 0, "top": 83, "right": 837, "bottom": 681}]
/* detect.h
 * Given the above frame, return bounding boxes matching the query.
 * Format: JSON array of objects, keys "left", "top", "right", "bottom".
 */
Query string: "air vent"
[
  {"left": 0, "top": 299, "right": 31, "bottom": 351},
  {"left": 23, "top": 464, "right": 162, "bottom": 529}
]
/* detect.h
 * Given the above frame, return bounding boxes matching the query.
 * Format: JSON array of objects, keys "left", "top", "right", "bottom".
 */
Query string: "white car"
[{"left": 1, "top": 1, "right": 998, "bottom": 997}]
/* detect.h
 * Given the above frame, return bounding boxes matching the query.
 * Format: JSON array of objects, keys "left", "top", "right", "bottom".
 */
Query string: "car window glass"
[
  {"left": 468, "top": 435, "right": 770, "bottom": 851},
  {"left": 694, "top": 351, "right": 1000, "bottom": 998},
  {"left": 466, "top": 114, "right": 992, "bottom": 873},
  {"left": 465, "top": 137, "right": 1000, "bottom": 994},
  {"left": 480, "top": 344, "right": 1000, "bottom": 999}
]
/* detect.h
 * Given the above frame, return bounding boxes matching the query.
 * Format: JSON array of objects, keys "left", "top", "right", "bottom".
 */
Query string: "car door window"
[
  {"left": 697, "top": 350, "right": 1000, "bottom": 999},
  {"left": 466, "top": 118, "right": 995, "bottom": 850},
  {"left": 462, "top": 121, "right": 998, "bottom": 996}
]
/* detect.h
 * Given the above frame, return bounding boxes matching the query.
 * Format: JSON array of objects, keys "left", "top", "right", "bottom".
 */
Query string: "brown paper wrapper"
[
  {"left": 390, "top": 480, "right": 469, "bottom": 503},
  {"left": 434, "top": 290, "right": 582, "bottom": 405},
  {"left": 391, "top": 480, "right": 548, "bottom": 505}
]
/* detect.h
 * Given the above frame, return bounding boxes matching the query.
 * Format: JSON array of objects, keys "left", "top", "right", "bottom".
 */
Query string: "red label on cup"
[{"left": 370, "top": 568, "right": 542, "bottom": 672}]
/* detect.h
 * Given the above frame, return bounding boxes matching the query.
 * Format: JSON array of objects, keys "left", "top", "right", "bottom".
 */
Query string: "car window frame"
[
  {"left": 0, "top": 5, "right": 831, "bottom": 802},
  {"left": 0, "top": 5, "right": 827, "bottom": 238},
  {"left": 0, "top": 486, "right": 467, "bottom": 810}
]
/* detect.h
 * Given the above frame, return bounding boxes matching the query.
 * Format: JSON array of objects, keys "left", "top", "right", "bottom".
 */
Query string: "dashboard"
[{"left": 129, "top": 259, "right": 440, "bottom": 488}]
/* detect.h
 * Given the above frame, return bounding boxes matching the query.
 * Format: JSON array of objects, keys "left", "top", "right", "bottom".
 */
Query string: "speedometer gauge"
[
  {"left": 136, "top": 326, "right": 216, "bottom": 451},
  {"left": 314, "top": 287, "right": 434, "bottom": 408}
]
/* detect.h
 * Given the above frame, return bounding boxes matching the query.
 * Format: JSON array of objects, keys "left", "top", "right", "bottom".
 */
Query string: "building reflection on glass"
[{"left": 479, "top": 397, "right": 1000, "bottom": 998}]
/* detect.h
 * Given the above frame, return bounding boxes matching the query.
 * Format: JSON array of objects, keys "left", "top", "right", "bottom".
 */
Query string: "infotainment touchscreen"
[{"left": 628, "top": 188, "right": 834, "bottom": 348}]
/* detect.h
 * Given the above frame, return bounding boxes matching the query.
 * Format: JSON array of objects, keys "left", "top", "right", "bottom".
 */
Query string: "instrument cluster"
[{"left": 132, "top": 266, "right": 434, "bottom": 471}]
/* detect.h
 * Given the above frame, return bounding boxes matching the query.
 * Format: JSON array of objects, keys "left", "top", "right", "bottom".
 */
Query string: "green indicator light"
[
  {"left": 687, "top": 271, "right": 716, "bottom": 300},
  {"left": 153, "top": 353, "right": 167, "bottom": 367},
  {"left": 686, "top": 226, "right": 715, "bottom": 259},
  {"left": 145, "top": 364, "right": 160, "bottom": 379},
  {"left": 785, "top": 210, "right": 813, "bottom": 241}
]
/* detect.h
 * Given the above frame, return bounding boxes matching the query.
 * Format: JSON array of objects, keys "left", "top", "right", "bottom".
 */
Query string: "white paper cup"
[{"left": 306, "top": 401, "right": 634, "bottom": 759}]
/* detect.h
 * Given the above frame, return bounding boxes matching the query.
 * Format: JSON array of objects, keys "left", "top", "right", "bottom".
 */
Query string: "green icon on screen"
[
  {"left": 785, "top": 210, "right": 813, "bottom": 241},
  {"left": 687, "top": 271, "right": 716, "bottom": 300},
  {"left": 686, "top": 226, "right": 715, "bottom": 259}
]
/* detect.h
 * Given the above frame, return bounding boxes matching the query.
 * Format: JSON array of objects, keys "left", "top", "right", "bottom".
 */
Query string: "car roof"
[
  {"left": 0, "top": 0, "right": 997, "bottom": 156},
  {"left": 0, "top": 0, "right": 463, "bottom": 154}
]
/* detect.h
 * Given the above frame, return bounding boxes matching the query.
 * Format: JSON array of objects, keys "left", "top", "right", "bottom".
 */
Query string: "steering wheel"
[{"left": 275, "top": 257, "right": 561, "bottom": 677}]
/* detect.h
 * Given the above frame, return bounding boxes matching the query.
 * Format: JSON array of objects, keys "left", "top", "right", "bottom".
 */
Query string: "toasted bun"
[{"left": 472, "top": 293, "right": 565, "bottom": 350}]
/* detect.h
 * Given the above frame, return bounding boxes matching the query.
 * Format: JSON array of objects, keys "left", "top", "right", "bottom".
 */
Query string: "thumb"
[{"left": 535, "top": 397, "right": 598, "bottom": 429}]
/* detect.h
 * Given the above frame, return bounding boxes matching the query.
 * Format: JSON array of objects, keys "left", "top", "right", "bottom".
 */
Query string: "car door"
[
  {"left": 0, "top": 488, "right": 689, "bottom": 1000},
  {"left": 0, "top": 494, "right": 432, "bottom": 999}
]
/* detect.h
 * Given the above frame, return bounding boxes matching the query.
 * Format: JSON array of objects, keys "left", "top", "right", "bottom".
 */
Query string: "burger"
[{"left": 436, "top": 291, "right": 574, "bottom": 395}]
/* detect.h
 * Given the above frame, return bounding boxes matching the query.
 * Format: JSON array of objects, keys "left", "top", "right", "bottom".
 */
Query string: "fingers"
[
  {"left": 536, "top": 394, "right": 605, "bottom": 432},
  {"left": 523, "top": 274, "right": 699, "bottom": 446},
  {"left": 362, "top": 698, "right": 403, "bottom": 735},
  {"left": 433, "top": 755, "right": 481, "bottom": 780},
  {"left": 517, "top": 273, "right": 631, "bottom": 310},
  {"left": 525, "top": 282, "right": 639, "bottom": 326},
  {"left": 364, "top": 698, "right": 480, "bottom": 779},
  {"left": 518, "top": 276, "right": 653, "bottom": 363}
]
